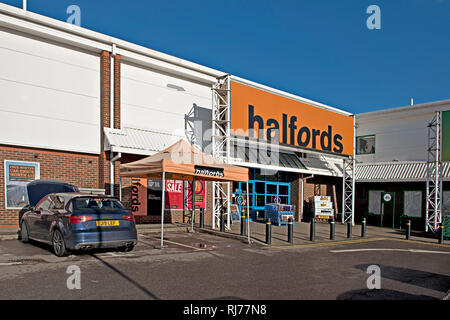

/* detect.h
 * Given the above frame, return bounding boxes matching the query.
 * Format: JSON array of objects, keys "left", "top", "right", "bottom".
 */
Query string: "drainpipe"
[
  {"left": 109, "top": 44, "right": 118, "bottom": 197},
  {"left": 110, "top": 152, "right": 122, "bottom": 197}
]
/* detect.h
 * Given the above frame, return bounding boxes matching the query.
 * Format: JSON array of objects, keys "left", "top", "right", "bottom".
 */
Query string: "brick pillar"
[
  {"left": 100, "top": 51, "right": 111, "bottom": 192},
  {"left": 113, "top": 54, "right": 121, "bottom": 196}
]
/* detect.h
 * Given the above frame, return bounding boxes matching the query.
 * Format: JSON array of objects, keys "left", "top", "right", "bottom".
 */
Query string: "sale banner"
[{"left": 165, "top": 179, "right": 183, "bottom": 209}]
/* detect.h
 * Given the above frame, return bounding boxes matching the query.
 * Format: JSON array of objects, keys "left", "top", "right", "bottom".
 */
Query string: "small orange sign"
[
  {"left": 230, "top": 81, "right": 354, "bottom": 156},
  {"left": 131, "top": 178, "right": 147, "bottom": 216}
]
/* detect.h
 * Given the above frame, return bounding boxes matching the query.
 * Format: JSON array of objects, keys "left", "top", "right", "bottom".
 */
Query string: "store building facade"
[
  {"left": 354, "top": 100, "right": 450, "bottom": 231},
  {"left": 0, "top": 3, "right": 354, "bottom": 228}
]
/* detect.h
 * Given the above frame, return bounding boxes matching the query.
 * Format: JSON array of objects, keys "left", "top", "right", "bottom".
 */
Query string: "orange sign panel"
[
  {"left": 131, "top": 178, "right": 147, "bottom": 216},
  {"left": 230, "top": 81, "right": 354, "bottom": 156}
]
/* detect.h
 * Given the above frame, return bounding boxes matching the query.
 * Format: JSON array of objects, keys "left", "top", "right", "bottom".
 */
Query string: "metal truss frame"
[
  {"left": 342, "top": 115, "right": 356, "bottom": 225},
  {"left": 211, "top": 75, "right": 231, "bottom": 230},
  {"left": 425, "top": 111, "right": 443, "bottom": 233},
  {"left": 341, "top": 157, "right": 355, "bottom": 224}
]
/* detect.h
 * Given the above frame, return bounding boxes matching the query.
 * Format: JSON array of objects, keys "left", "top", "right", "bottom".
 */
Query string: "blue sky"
[{"left": 1, "top": 0, "right": 449, "bottom": 114}]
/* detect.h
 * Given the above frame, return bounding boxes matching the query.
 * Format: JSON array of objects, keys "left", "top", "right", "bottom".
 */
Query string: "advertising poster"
[
  {"left": 187, "top": 180, "right": 206, "bottom": 210},
  {"left": 4, "top": 160, "right": 40, "bottom": 209},
  {"left": 165, "top": 180, "right": 183, "bottom": 209},
  {"left": 130, "top": 178, "right": 147, "bottom": 216}
]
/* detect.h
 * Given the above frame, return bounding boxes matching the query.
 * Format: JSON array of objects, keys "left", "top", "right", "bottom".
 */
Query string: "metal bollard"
[
  {"left": 241, "top": 213, "right": 246, "bottom": 236},
  {"left": 220, "top": 213, "right": 225, "bottom": 233},
  {"left": 288, "top": 217, "right": 294, "bottom": 244},
  {"left": 329, "top": 218, "right": 335, "bottom": 240},
  {"left": 347, "top": 222, "right": 352, "bottom": 239},
  {"left": 266, "top": 219, "right": 272, "bottom": 245},
  {"left": 406, "top": 220, "right": 411, "bottom": 240},
  {"left": 439, "top": 224, "right": 444, "bottom": 244},
  {"left": 199, "top": 208, "right": 205, "bottom": 229},
  {"left": 361, "top": 218, "right": 367, "bottom": 238},
  {"left": 310, "top": 217, "right": 315, "bottom": 242}
]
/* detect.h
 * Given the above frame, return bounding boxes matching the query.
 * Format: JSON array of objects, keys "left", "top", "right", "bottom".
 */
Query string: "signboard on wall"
[
  {"left": 165, "top": 180, "right": 183, "bottom": 209},
  {"left": 187, "top": 180, "right": 206, "bottom": 210},
  {"left": 131, "top": 178, "right": 147, "bottom": 216},
  {"left": 230, "top": 80, "right": 354, "bottom": 156},
  {"left": 442, "top": 111, "right": 450, "bottom": 161},
  {"left": 4, "top": 160, "right": 40, "bottom": 209}
]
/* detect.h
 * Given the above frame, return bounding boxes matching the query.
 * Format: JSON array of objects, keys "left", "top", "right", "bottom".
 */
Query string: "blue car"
[{"left": 20, "top": 193, "right": 138, "bottom": 257}]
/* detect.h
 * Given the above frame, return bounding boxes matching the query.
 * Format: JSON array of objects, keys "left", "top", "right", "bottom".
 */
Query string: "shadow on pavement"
[
  {"left": 355, "top": 264, "right": 450, "bottom": 293},
  {"left": 91, "top": 253, "right": 160, "bottom": 300}
]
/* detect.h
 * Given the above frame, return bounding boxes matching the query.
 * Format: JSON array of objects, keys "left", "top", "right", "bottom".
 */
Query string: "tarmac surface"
[{"left": 0, "top": 221, "right": 448, "bottom": 300}]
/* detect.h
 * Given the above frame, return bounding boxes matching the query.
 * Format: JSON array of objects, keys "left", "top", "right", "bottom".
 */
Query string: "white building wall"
[
  {"left": 356, "top": 102, "right": 450, "bottom": 163},
  {"left": 121, "top": 61, "right": 212, "bottom": 137},
  {"left": 0, "top": 27, "right": 100, "bottom": 154}
]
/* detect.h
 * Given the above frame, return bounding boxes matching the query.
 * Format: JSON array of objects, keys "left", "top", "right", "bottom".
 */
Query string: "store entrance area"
[{"left": 232, "top": 168, "right": 295, "bottom": 222}]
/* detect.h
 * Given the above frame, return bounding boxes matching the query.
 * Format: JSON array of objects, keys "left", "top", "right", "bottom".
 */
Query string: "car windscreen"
[{"left": 72, "top": 197, "right": 126, "bottom": 211}]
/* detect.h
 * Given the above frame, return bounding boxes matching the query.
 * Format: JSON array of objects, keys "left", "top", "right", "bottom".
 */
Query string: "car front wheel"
[
  {"left": 20, "top": 221, "right": 29, "bottom": 243},
  {"left": 52, "top": 229, "right": 69, "bottom": 257}
]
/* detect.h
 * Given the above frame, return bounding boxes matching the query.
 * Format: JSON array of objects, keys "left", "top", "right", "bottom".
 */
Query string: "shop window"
[
  {"left": 279, "top": 185, "right": 289, "bottom": 196},
  {"left": 403, "top": 191, "right": 422, "bottom": 218},
  {"left": 255, "top": 182, "right": 265, "bottom": 194},
  {"left": 443, "top": 191, "right": 450, "bottom": 216},
  {"left": 357, "top": 135, "right": 376, "bottom": 155},
  {"left": 266, "top": 184, "right": 277, "bottom": 195},
  {"left": 368, "top": 190, "right": 382, "bottom": 215}
]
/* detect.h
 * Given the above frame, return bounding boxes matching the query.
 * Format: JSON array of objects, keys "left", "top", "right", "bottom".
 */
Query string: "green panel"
[
  {"left": 444, "top": 216, "right": 450, "bottom": 237},
  {"left": 442, "top": 111, "right": 450, "bottom": 161}
]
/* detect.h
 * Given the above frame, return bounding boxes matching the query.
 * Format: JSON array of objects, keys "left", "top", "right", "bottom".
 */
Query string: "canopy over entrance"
[
  {"left": 120, "top": 139, "right": 248, "bottom": 182},
  {"left": 119, "top": 139, "right": 250, "bottom": 248}
]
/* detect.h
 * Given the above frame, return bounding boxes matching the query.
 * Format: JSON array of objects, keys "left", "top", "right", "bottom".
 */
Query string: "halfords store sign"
[{"left": 230, "top": 80, "right": 354, "bottom": 156}]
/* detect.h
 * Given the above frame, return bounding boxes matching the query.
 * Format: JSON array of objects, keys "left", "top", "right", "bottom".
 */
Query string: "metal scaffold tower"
[
  {"left": 211, "top": 75, "right": 231, "bottom": 230},
  {"left": 342, "top": 115, "right": 356, "bottom": 225},
  {"left": 426, "top": 111, "right": 443, "bottom": 233},
  {"left": 341, "top": 157, "right": 355, "bottom": 225}
]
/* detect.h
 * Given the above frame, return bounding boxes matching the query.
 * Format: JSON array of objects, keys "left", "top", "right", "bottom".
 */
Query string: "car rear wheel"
[
  {"left": 52, "top": 229, "right": 69, "bottom": 257},
  {"left": 20, "top": 221, "right": 29, "bottom": 243}
]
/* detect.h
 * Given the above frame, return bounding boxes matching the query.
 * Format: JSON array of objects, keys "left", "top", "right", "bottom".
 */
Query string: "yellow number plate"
[{"left": 96, "top": 220, "right": 119, "bottom": 227}]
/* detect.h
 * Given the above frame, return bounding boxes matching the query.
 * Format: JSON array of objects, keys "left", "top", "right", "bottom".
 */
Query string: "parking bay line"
[
  {"left": 149, "top": 237, "right": 209, "bottom": 251},
  {"left": 330, "top": 248, "right": 450, "bottom": 255},
  {"left": 0, "top": 262, "right": 22, "bottom": 266}
]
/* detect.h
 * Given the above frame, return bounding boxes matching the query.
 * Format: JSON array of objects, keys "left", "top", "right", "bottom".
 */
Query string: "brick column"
[
  {"left": 113, "top": 54, "right": 121, "bottom": 196},
  {"left": 100, "top": 51, "right": 111, "bottom": 192}
]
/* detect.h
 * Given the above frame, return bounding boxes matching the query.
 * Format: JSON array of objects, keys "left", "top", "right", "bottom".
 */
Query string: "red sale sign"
[{"left": 165, "top": 180, "right": 183, "bottom": 209}]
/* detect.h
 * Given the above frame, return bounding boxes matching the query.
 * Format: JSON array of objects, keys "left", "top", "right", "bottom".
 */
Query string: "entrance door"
[{"left": 381, "top": 192, "right": 395, "bottom": 229}]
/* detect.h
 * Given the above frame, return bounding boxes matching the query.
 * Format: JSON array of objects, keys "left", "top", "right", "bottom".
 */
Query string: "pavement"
[
  {"left": 0, "top": 220, "right": 447, "bottom": 247},
  {"left": 0, "top": 221, "right": 449, "bottom": 300},
  {"left": 196, "top": 219, "right": 447, "bottom": 248}
]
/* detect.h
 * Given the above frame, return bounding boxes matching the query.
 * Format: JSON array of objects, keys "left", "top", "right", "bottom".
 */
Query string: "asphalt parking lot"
[{"left": 0, "top": 224, "right": 449, "bottom": 300}]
